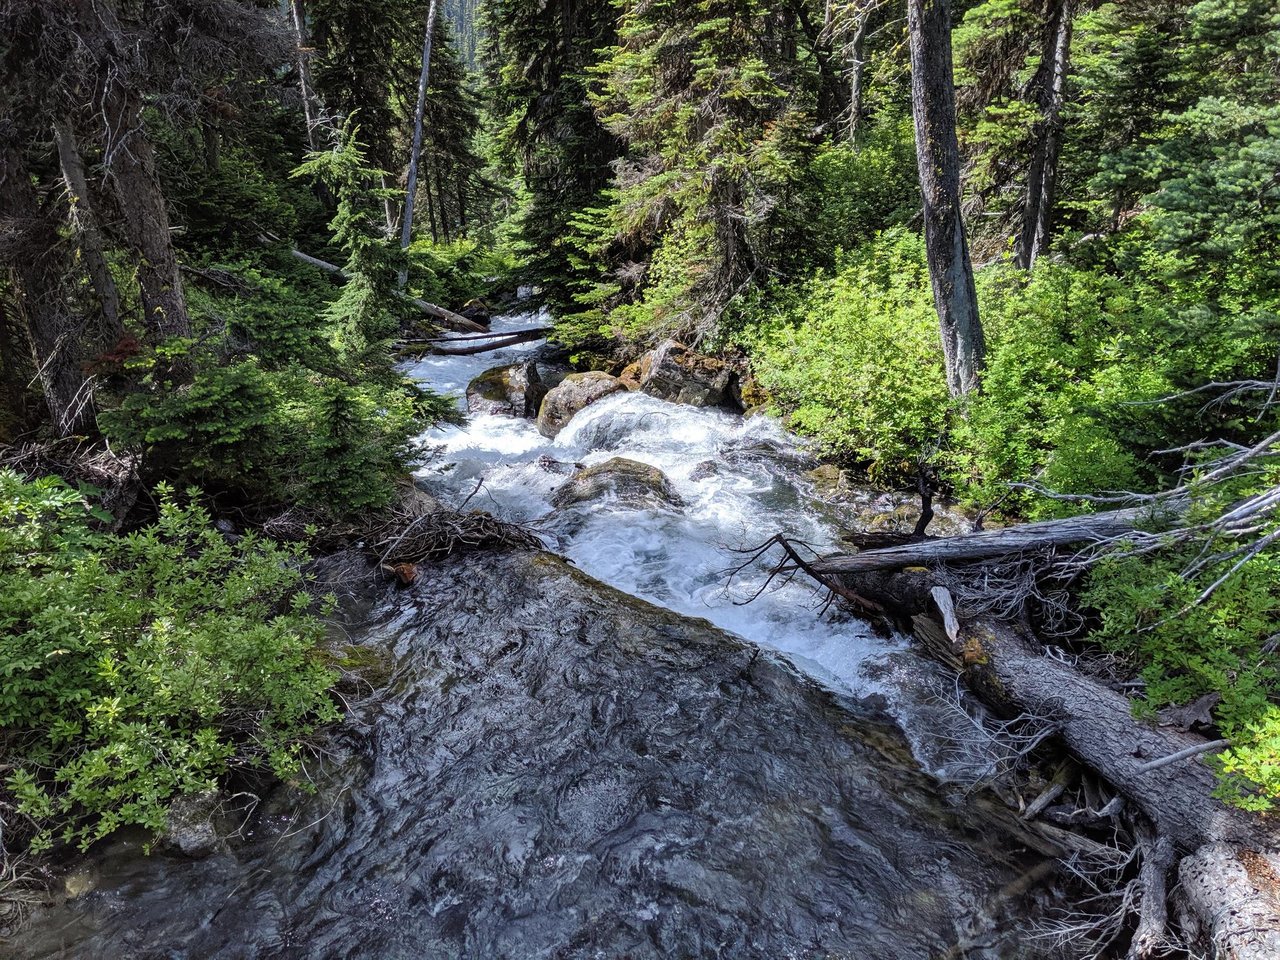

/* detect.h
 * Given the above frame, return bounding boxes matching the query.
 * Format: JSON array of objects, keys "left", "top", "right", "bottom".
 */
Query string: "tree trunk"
[
  {"left": 1016, "top": 0, "right": 1074, "bottom": 270},
  {"left": 809, "top": 503, "right": 1180, "bottom": 575},
  {"left": 907, "top": 0, "right": 985, "bottom": 397},
  {"left": 289, "top": 0, "right": 323, "bottom": 150},
  {"left": 400, "top": 0, "right": 439, "bottom": 254},
  {"left": 425, "top": 170, "right": 440, "bottom": 243},
  {"left": 0, "top": 142, "right": 91, "bottom": 435},
  {"left": 52, "top": 119, "right": 123, "bottom": 339},
  {"left": 435, "top": 165, "right": 452, "bottom": 243},
  {"left": 1179, "top": 844, "right": 1280, "bottom": 960},
  {"left": 100, "top": 81, "right": 191, "bottom": 340},
  {"left": 847, "top": 12, "right": 869, "bottom": 143}
]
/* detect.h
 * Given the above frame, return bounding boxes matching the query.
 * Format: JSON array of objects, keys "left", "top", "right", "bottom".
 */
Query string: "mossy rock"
[{"left": 551, "top": 457, "right": 683, "bottom": 510}]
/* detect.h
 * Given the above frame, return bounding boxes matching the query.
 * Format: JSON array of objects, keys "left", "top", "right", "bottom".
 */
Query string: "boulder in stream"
[
  {"left": 536, "top": 371, "right": 625, "bottom": 438},
  {"left": 551, "top": 457, "right": 682, "bottom": 510},
  {"left": 467, "top": 362, "right": 542, "bottom": 417},
  {"left": 638, "top": 340, "right": 737, "bottom": 408}
]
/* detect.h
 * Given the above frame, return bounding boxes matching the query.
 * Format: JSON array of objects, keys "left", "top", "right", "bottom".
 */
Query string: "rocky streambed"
[{"left": 12, "top": 310, "right": 1068, "bottom": 959}]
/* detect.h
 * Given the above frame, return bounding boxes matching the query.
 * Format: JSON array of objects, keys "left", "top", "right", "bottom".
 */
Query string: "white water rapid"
[{"left": 407, "top": 308, "right": 988, "bottom": 778}]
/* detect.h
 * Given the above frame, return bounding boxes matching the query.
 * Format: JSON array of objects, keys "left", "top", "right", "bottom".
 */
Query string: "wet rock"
[
  {"left": 536, "top": 371, "right": 625, "bottom": 438},
  {"left": 689, "top": 460, "right": 719, "bottom": 481},
  {"left": 550, "top": 457, "right": 682, "bottom": 510},
  {"left": 806, "top": 464, "right": 853, "bottom": 498},
  {"left": 459, "top": 298, "right": 492, "bottom": 327},
  {"left": 466, "top": 362, "right": 542, "bottom": 418},
  {"left": 618, "top": 356, "right": 649, "bottom": 391},
  {"left": 638, "top": 340, "right": 737, "bottom": 408},
  {"left": 730, "top": 370, "right": 769, "bottom": 410},
  {"left": 163, "top": 790, "right": 222, "bottom": 858}
]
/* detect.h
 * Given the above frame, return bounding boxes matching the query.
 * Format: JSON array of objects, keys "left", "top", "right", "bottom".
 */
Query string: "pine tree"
[
  {"left": 585, "top": 0, "right": 819, "bottom": 343},
  {"left": 480, "top": 0, "right": 620, "bottom": 309}
]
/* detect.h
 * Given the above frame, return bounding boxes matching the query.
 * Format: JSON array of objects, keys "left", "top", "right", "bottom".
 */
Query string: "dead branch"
[{"left": 279, "top": 244, "right": 486, "bottom": 334}]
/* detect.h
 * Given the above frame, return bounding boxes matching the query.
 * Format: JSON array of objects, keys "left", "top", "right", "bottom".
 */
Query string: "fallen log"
[
  {"left": 1179, "top": 843, "right": 1280, "bottom": 959},
  {"left": 285, "top": 246, "right": 487, "bottom": 334},
  {"left": 836, "top": 567, "right": 1277, "bottom": 958},
  {"left": 811, "top": 504, "right": 1181, "bottom": 575},
  {"left": 401, "top": 328, "right": 552, "bottom": 356}
]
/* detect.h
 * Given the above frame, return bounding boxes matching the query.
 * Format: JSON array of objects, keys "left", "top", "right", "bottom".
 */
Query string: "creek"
[{"left": 13, "top": 309, "right": 1066, "bottom": 959}]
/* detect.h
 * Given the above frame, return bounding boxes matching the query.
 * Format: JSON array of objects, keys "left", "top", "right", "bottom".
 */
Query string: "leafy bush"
[
  {"left": 742, "top": 231, "right": 949, "bottom": 483},
  {"left": 0, "top": 472, "right": 338, "bottom": 852},
  {"left": 1082, "top": 483, "right": 1280, "bottom": 811}
]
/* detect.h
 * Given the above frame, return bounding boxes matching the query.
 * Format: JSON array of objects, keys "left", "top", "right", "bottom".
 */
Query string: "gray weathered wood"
[
  {"left": 811, "top": 506, "right": 1160, "bottom": 575},
  {"left": 400, "top": 0, "right": 439, "bottom": 255},
  {"left": 908, "top": 0, "right": 985, "bottom": 396},
  {"left": 1179, "top": 843, "right": 1280, "bottom": 960}
]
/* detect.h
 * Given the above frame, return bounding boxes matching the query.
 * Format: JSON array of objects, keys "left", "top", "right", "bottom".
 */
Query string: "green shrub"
[
  {"left": 0, "top": 472, "right": 338, "bottom": 852},
  {"left": 1082, "top": 484, "right": 1280, "bottom": 811},
  {"left": 742, "top": 231, "right": 950, "bottom": 483}
]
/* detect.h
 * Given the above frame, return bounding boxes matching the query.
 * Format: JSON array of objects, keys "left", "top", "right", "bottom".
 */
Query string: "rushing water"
[
  {"left": 409, "top": 310, "right": 991, "bottom": 778},
  {"left": 10, "top": 308, "right": 1065, "bottom": 959}
]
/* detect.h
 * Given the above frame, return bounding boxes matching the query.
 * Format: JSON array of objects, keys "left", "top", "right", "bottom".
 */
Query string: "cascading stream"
[
  {"left": 408, "top": 308, "right": 990, "bottom": 778},
  {"left": 9, "top": 307, "right": 1064, "bottom": 960}
]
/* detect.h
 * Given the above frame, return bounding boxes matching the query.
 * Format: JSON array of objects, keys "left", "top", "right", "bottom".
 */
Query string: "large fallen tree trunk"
[
  {"left": 285, "top": 246, "right": 487, "bottom": 334},
  {"left": 838, "top": 567, "right": 1278, "bottom": 959},
  {"left": 811, "top": 503, "right": 1181, "bottom": 575}
]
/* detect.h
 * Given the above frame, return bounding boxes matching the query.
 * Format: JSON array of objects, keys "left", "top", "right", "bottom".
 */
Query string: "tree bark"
[
  {"left": 847, "top": 11, "right": 869, "bottom": 143},
  {"left": 810, "top": 504, "right": 1176, "bottom": 575},
  {"left": 53, "top": 119, "right": 123, "bottom": 339},
  {"left": 1016, "top": 0, "right": 1074, "bottom": 270},
  {"left": 400, "top": 0, "right": 439, "bottom": 253},
  {"left": 289, "top": 0, "right": 323, "bottom": 151},
  {"left": 907, "top": 0, "right": 985, "bottom": 396},
  {"left": 435, "top": 165, "right": 452, "bottom": 242},
  {"left": 0, "top": 141, "right": 91, "bottom": 435},
  {"left": 99, "top": 80, "right": 191, "bottom": 340},
  {"left": 1179, "top": 844, "right": 1280, "bottom": 960}
]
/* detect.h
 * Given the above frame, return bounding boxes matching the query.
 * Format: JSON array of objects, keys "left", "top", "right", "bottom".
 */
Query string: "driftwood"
[
  {"left": 408, "top": 328, "right": 551, "bottom": 356},
  {"left": 285, "top": 246, "right": 487, "bottom": 334},
  {"left": 811, "top": 504, "right": 1174, "bottom": 575},
  {"left": 1179, "top": 843, "right": 1280, "bottom": 960}
]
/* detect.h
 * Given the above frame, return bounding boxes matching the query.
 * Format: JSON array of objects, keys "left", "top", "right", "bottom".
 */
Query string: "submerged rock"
[
  {"left": 163, "top": 790, "right": 222, "bottom": 859},
  {"left": 536, "top": 371, "right": 625, "bottom": 438},
  {"left": 551, "top": 457, "right": 682, "bottom": 510},
  {"left": 638, "top": 340, "right": 736, "bottom": 408},
  {"left": 14, "top": 551, "right": 1057, "bottom": 960}
]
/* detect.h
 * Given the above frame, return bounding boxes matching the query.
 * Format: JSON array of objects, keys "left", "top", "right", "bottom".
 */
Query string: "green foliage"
[
  {"left": 741, "top": 232, "right": 949, "bottom": 483},
  {"left": 1082, "top": 482, "right": 1280, "bottom": 811},
  {"left": 580, "top": 0, "right": 818, "bottom": 344},
  {"left": 408, "top": 238, "right": 519, "bottom": 309},
  {"left": 0, "top": 472, "right": 338, "bottom": 852},
  {"left": 293, "top": 123, "right": 405, "bottom": 358},
  {"left": 806, "top": 119, "right": 920, "bottom": 263}
]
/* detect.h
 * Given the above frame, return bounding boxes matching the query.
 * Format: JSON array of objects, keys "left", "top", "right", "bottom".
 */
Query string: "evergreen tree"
[
  {"left": 480, "top": 0, "right": 620, "bottom": 309},
  {"left": 583, "top": 0, "right": 819, "bottom": 343}
]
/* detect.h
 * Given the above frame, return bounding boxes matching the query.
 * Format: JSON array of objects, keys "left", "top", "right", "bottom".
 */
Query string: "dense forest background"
[{"left": 1, "top": 0, "right": 1277, "bottom": 918}]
